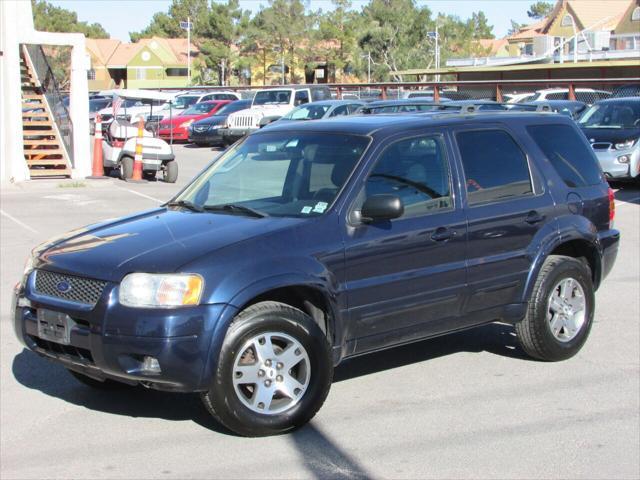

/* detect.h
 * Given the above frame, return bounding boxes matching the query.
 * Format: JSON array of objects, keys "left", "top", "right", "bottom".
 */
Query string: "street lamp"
[
  {"left": 273, "top": 46, "right": 285, "bottom": 85},
  {"left": 360, "top": 51, "right": 371, "bottom": 84},
  {"left": 426, "top": 24, "right": 440, "bottom": 82}
]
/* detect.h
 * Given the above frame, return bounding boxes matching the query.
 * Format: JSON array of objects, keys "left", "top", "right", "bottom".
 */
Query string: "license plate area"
[{"left": 37, "top": 309, "right": 75, "bottom": 345}]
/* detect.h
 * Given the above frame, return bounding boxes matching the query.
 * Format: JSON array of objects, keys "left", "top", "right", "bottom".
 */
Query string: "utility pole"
[
  {"left": 281, "top": 50, "right": 285, "bottom": 85},
  {"left": 187, "top": 17, "right": 191, "bottom": 84},
  {"left": 221, "top": 58, "right": 225, "bottom": 86},
  {"left": 435, "top": 23, "right": 440, "bottom": 82},
  {"left": 361, "top": 52, "right": 371, "bottom": 84}
]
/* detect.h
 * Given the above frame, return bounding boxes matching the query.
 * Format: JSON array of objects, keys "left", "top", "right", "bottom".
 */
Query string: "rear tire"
[
  {"left": 516, "top": 255, "right": 594, "bottom": 361},
  {"left": 163, "top": 160, "right": 178, "bottom": 183},
  {"left": 120, "top": 156, "right": 133, "bottom": 180},
  {"left": 201, "top": 301, "right": 333, "bottom": 437}
]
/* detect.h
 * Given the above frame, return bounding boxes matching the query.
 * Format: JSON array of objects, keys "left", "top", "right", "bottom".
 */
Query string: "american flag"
[{"left": 112, "top": 95, "right": 124, "bottom": 116}]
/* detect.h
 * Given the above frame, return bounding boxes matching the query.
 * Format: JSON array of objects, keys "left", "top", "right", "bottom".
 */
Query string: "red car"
[{"left": 158, "top": 100, "right": 231, "bottom": 142}]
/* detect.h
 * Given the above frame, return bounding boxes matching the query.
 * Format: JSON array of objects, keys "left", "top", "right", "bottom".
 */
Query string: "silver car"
[{"left": 578, "top": 97, "right": 640, "bottom": 182}]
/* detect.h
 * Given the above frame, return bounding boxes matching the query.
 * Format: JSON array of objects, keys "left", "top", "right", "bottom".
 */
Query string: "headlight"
[
  {"left": 614, "top": 139, "right": 637, "bottom": 150},
  {"left": 179, "top": 120, "right": 194, "bottom": 129},
  {"left": 119, "top": 273, "right": 204, "bottom": 308},
  {"left": 20, "top": 255, "right": 35, "bottom": 288}
]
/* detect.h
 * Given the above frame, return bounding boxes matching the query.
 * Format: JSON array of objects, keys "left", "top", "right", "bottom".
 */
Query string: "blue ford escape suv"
[{"left": 13, "top": 112, "right": 619, "bottom": 436}]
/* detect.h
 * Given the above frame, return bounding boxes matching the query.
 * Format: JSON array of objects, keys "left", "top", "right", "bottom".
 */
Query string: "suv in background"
[
  {"left": 220, "top": 85, "right": 331, "bottom": 144},
  {"left": 529, "top": 88, "right": 611, "bottom": 105},
  {"left": 13, "top": 111, "right": 619, "bottom": 437},
  {"left": 146, "top": 91, "right": 242, "bottom": 125}
]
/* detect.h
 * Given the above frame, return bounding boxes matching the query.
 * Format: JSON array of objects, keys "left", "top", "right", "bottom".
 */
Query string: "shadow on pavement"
[
  {"left": 12, "top": 322, "right": 528, "bottom": 435},
  {"left": 289, "top": 423, "right": 372, "bottom": 479},
  {"left": 612, "top": 183, "right": 640, "bottom": 205}
]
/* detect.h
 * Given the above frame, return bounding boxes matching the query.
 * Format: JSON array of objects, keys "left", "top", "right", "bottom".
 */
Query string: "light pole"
[
  {"left": 427, "top": 25, "right": 440, "bottom": 82},
  {"left": 180, "top": 18, "right": 192, "bottom": 84},
  {"left": 361, "top": 51, "right": 371, "bottom": 84},
  {"left": 273, "top": 46, "right": 285, "bottom": 85}
]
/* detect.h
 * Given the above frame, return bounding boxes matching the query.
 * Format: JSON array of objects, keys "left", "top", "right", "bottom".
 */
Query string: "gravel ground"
[{"left": 1, "top": 144, "right": 638, "bottom": 479}]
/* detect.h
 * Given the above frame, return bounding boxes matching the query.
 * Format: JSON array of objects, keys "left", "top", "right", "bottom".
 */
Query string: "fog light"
[
  {"left": 142, "top": 356, "right": 161, "bottom": 373},
  {"left": 617, "top": 155, "right": 630, "bottom": 164}
]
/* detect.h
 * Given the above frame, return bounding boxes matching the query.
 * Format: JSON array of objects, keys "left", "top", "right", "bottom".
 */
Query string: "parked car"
[
  {"left": 148, "top": 91, "right": 242, "bottom": 125},
  {"left": 578, "top": 97, "right": 640, "bottom": 182},
  {"left": 158, "top": 100, "right": 232, "bottom": 142},
  {"left": 511, "top": 100, "right": 588, "bottom": 119},
  {"left": 612, "top": 84, "right": 640, "bottom": 98},
  {"left": 188, "top": 100, "right": 252, "bottom": 147},
  {"left": 265, "top": 100, "right": 365, "bottom": 127},
  {"left": 358, "top": 98, "right": 451, "bottom": 114},
  {"left": 440, "top": 100, "right": 508, "bottom": 112},
  {"left": 527, "top": 88, "right": 611, "bottom": 105},
  {"left": 221, "top": 86, "right": 332, "bottom": 143},
  {"left": 13, "top": 111, "right": 619, "bottom": 437},
  {"left": 504, "top": 92, "right": 536, "bottom": 104}
]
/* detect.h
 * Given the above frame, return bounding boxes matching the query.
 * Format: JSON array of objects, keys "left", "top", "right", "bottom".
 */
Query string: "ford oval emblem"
[{"left": 56, "top": 281, "right": 72, "bottom": 293}]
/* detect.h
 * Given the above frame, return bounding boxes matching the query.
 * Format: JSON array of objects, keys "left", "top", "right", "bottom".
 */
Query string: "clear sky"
[{"left": 50, "top": 0, "right": 537, "bottom": 42}]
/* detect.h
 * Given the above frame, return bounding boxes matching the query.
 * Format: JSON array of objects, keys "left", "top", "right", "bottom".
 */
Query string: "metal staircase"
[{"left": 20, "top": 45, "right": 72, "bottom": 178}]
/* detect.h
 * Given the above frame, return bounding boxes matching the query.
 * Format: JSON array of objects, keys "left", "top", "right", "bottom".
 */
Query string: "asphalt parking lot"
[{"left": 1, "top": 144, "right": 639, "bottom": 479}]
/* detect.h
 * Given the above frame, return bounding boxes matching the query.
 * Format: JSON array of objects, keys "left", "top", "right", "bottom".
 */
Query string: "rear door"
[
  {"left": 452, "top": 126, "right": 556, "bottom": 321},
  {"left": 343, "top": 131, "right": 468, "bottom": 351}
]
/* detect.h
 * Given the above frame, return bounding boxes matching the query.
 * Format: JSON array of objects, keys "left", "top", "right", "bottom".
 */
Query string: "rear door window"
[
  {"left": 527, "top": 124, "right": 602, "bottom": 187},
  {"left": 456, "top": 129, "right": 533, "bottom": 205},
  {"left": 294, "top": 90, "right": 309, "bottom": 106}
]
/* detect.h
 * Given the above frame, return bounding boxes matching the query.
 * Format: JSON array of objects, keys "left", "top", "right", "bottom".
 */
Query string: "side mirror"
[{"left": 361, "top": 194, "right": 404, "bottom": 223}]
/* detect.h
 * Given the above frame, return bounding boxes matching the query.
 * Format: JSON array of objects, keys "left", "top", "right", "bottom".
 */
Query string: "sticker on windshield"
[
  {"left": 313, "top": 202, "right": 328, "bottom": 213},
  {"left": 301, "top": 206, "right": 313, "bottom": 214}
]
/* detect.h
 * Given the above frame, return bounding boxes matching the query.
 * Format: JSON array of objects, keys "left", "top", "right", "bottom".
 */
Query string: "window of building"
[
  {"left": 135, "top": 68, "right": 145, "bottom": 80},
  {"left": 456, "top": 130, "right": 533, "bottom": 205},
  {"left": 166, "top": 68, "right": 188, "bottom": 77},
  {"left": 365, "top": 136, "right": 452, "bottom": 217},
  {"left": 528, "top": 125, "right": 603, "bottom": 188},
  {"left": 561, "top": 14, "right": 574, "bottom": 27},
  {"left": 87, "top": 69, "right": 96, "bottom": 80},
  {"left": 632, "top": 6, "right": 640, "bottom": 21}
]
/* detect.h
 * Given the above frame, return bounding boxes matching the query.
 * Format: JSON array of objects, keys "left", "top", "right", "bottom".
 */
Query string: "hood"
[
  {"left": 160, "top": 113, "right": 209, "bottom": 127},
  {"left": 580, "top": 127, "right": 640, "bottom": 144},
  {"left": 34, "top": 208, "right": 303, "bottom": 282},
  {"left": 193, "top": 114, "right": 227, "bottom": 126}
]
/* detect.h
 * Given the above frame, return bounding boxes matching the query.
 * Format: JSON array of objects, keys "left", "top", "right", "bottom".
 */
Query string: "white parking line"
[
  {"left": 0, "top": 209, "right": 39, "bottom": 234},
  {"left": 112, "top": 185, "right": 164, "bottom": 204}
]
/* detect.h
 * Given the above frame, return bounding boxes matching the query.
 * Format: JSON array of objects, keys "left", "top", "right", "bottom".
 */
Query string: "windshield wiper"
[
  {"left": 165, "top": 200, "right": 204, "bottom": 212},
  {"left": 203, "top": 203, "right": 267, "bottom": 218}
]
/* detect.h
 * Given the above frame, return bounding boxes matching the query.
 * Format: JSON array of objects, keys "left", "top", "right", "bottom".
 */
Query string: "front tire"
[
  {"left": 516, "top": 255, "right": 595, "bottom": 361},
  {"left": 201, "top": 301, "right": 333, "bottom": 437},
  {"left": 163, "top": 160, "right": 178, "bottom": 183},
  {"left": 120, "top": 156, "right": 133, "bottom": 180}
]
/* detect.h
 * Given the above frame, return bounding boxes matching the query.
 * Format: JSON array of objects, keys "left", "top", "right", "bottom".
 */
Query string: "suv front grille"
[
  {"left": 230, "top": 114, "right": 256, "bottom": 128},
  {"left": 34, "top": 270, "right": 106, "bottom": 307}
]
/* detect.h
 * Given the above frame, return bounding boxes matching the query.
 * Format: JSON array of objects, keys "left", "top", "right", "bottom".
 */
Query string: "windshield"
[
  {"left": 283, "top": 104, "right": 330, "bottom": 120},
  {"left": 176, "top": 132, "right": 370, "bottom": 217},
  {"left": 182, "top": 103, "right": 217, "bottom": 115},
  {"left": 173, "top": 96, "right": 199, "bottom": 109},
  {"left": 89, "top": 99, "right": 110, "bottom": 112},
  {"left": 579, "top": 102, "right": 640, "bottom": 129},
  {"left": 253, "top": 90, "right": 292, "bottom": 105}
]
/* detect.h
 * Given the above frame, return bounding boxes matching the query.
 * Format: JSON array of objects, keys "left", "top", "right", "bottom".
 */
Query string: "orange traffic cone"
[
  {"left": 87, "top": 114, "right": 108, "bottom": 179},
  {"left": 126, "top": 118, "right": 147, "bottom": 183}
]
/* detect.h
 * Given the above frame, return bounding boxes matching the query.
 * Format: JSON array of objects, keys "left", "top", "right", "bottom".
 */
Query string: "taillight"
[{"left": 608, "top": 187, "right": 615, "bottom": 228}]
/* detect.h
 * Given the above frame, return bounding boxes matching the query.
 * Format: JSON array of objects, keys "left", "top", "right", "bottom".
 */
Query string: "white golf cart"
[{"left": 101, "top": 91, "right": 178, "bottom": 183}]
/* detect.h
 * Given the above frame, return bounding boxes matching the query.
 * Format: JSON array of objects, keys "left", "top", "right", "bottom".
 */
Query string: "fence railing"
[
  {"left": 146, "top": 78, "right": 639, "bottom": 105},
  {"left": 24, "top": 44, "right": 74, "bottom": 166}
]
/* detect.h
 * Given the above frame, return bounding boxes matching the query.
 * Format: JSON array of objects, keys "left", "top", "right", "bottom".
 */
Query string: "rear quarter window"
[{"left": 527, "top": 124, "right": 602, "bottom": 187}]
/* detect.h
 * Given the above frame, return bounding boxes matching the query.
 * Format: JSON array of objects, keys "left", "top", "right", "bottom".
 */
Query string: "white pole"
[
  {"left": 221, "top": 58, "right": 225, "bottom": 86},
  {"left": 281, "top": 50, "right": 285, "bottom": 85},
  {"left": 435, "top": 24, "right": 440, "bottom": 82},
  {"left": 367, "top": 51, "right": 371, "bottom": 84},
  {"left": 187, "top": 16, "right": 191, "bottom": 84}
]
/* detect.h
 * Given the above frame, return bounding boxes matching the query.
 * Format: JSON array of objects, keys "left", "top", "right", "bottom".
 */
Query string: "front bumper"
[
  {"left": 594, "top": 146, "right": 640, "bottom": 180},
  {"left": 13, "top": 273, "right": 229, "bottom": 392},
  {"left": 189, "top": 128, "right": 224, "bottom": 145},
  {"left": 220, "top": 127, "right": 257, "bottom": 144},
  {"left": 158, "top": 128, "right": 188, "bottom": 141}
]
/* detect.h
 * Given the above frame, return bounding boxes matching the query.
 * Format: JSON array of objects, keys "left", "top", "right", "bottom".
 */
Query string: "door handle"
[
  {"left": 524, "top": 211, "right": 545, "bottom": 225},
  {"left": 431, "top": 227, "right": 454, "bottom": 242}
]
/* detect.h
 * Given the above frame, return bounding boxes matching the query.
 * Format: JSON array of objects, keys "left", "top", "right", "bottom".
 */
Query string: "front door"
[{"left": 342, "top": 133, "right": 468, "bottom": 353}]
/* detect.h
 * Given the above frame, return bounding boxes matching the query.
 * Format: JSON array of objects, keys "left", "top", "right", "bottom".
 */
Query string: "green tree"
[
  {"left": 32, "top": 0, "right": 109, "bottom": 37},
  {"left": 527, "top": 1, "right": 554, "bottom": 19}
]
